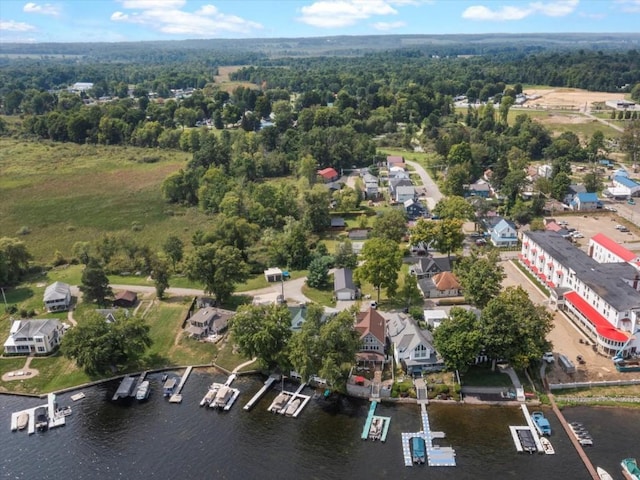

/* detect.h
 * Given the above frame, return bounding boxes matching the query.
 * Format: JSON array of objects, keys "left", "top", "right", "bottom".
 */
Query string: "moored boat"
[
  {"left": 622, "top": 458, "right": 640, "bottom": 480},
  {"left": 284, "top": 398, "right": 301, "bottom": 416},
  {"left": 135, "top": 381, "right": 150, "bottom": 401},
  {"left": 540, "top": 437, "right": 555, "bottom": 455},
  {"left": 212, "top": 386, "right": 233, "bottom": 409},
  {"left": 17, "top": 412, "right": 28, "bottom": 430},
  {"left": 55, "top": 406, "right": 72, "bottom": 417},
  {"left": 269, "top": 392, "right": 289, "bottom": 413},
  {"left": 200, "top": 384, "right": 219, "bottom": 406},
  {"left": 411, "top": 437, "right": 426, "bottom": 464},
  {"left": 531, "top": 411, "right": 551, "bottom": 436},
  {"left": 162, "top": 377, "right": 177, "bottom": 397},
  {"left": 597, "top": 466, "right": 614, "bottom": 480}
]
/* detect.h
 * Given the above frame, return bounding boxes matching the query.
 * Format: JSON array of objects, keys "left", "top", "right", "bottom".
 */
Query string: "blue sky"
[{"left": 1, "top": 0, "right": 639, "bottom": 43}]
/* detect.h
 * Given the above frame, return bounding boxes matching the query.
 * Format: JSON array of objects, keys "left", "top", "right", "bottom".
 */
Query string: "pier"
[
  {"left": 10, "top": 393, "right": 66, "bottom": 435},
  {"left": 169, "top": 366, "right": 193, "bottom": 403},
  {"left": 507, "top": 405, "right": 543, "bottom": 454},
  {"left": 401, "top": 404, "right": 456, "bottom": 467},
  {"left": 244, "top": 374, "right": 279, "bottom": 411},
  {"left": 267, "top": 381, "right": 311, "bottom": 417},
  {"left": 360, "top": 401, "right": 391, "bottom": 442},
  {"left": 202, "top": 374, "right": 240, "bottom": 410},
  {"left": 112, "top": 375, "right": 136, "bottom": 401}
]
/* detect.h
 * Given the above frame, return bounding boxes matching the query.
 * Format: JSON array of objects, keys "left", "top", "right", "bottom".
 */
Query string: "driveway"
[{"left": 405, "top": 159, "right": 442, "bottom": 210}]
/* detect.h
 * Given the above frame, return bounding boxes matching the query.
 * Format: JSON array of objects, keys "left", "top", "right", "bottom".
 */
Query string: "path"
[
  {"left": 232, "top": 357, "right": 257, "bottom": 373},
  {"left": 581, "top": 108, "right": 624, "bottom": 133},
  {"left": 499, "top": 365, "right": 522, "bottom": 388},
  {"left": 405, "top": 159, "right": 443, "bottom": 210},
  {"left": 1, "top": 354, "right": 40, "bottom": 381}
]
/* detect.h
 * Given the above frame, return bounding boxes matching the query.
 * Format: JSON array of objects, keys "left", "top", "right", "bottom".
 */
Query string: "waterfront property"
[
  {"left": 184, "top": 307, "right": 233, "bottom": 339},
  {"left": 3, "top": 318, "right": 64, "bottom": 355},
  {"left": 361, "top": 401, "right": 390, "bottom": 442},
  {"left": 355, "top": 308, "right": 388, "bottom": 367},
  {"left": 387, "top": 313, "right": 443, "bottom": 374},
  {"left": 508, "top": 405, "right": 544, "bottom": 454},
  {"left": 520, "top": 230, "right": 640, "bottom": 357},
  {"left": 43, "top": 281, "right": 71, "bottom": 312}
]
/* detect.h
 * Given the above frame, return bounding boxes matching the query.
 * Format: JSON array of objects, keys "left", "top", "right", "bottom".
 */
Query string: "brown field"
[
  {"left": 213, "top": 65, "right": 258, "bottom": 93},
  {"left": 522, "top": 87, "right": 625, "bottom": 111}
]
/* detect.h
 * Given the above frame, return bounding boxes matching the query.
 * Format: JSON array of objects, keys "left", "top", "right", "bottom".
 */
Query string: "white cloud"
[
  {"left": 111, "top": 1, "right": 263, "bottom": 36},
  {"left": 462, "top": 0, "right": 578, "bottom": 21},
  {"left": 615, "top": 0, "right": 640, "bottom": 13},
  {"left": 299, "top": 0, "right": 428, "bottom": 28},
  {"left": 372, "top": 20, "right": 406, "bottom": 30},
  {"left": 23, "top": 2, "right": 61, "bottom": 16},
  {"left": 0, "top": 19, "right": 36, "bottom": 31}
]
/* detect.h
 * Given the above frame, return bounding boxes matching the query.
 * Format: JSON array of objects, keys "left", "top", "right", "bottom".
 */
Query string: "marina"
[
  {"left": 360, "top": 401, "right": 390, "bottom": 442},
  {"left": 10, "top": 393, "right": 66, "bottom": 435},
  {"left": 243, "top": 374, "right": 279, "bottom": 411},
  {"left": 401, "top": 403, "right": 456, "bottom": 467}
]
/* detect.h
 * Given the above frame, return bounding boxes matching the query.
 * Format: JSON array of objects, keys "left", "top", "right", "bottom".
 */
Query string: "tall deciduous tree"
[
  {"left": 621, "top": 121, "right": 640, "bottom": 165},
  {"left": 454, "top": 249, "right": 504, "bottom": 308},
  {"left": 62, "top": 310, "right": 151, "bottom": 374},
  {"left": 480, "top": 286, "right": 553, "bottom": 369},
  {"left": 185, "top": 243, "right": 248, "bottom": 304},
  {"left": 433, "top": 307, "right": 482, "bottom": 373},
  {"left": 370, "top": 209, "right": 407, "bottom": 243},
  {"left": 163, "top": 235, "right": 184, "bottom": 271},
  {"left": 432, "top": 196, "right": 475, "bottom": 221},
  {"left": 79, "top": 259, "right": 112, "bottom": 306},
  {"left": 356, "top": 238, "right": 402, "bottom": 302},
  {"left": 230, "top": 303, "right": 292, "bottom": 370},
  {"left": 0, "top": 237, "right": 32, "bottom": 285},
  {"left": 333, "top": 240, "right": 358, "bottom": 270},
  {"left": 398, "top": 273, "right": 423, "bottom": 309},
  {"left": 410, "top": 218, "right": 464, "bottom": 258}
]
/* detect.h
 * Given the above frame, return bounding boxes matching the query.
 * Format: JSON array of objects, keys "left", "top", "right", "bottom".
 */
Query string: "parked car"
[
  {"left": 542, "top": 352, "right": 554, "bottom": 364},
  {"left": 475, "top": 238, "right": 487, "bottom": 246},
  {"left": 571, "top": 232, "right": 584, "bottom": 239}
]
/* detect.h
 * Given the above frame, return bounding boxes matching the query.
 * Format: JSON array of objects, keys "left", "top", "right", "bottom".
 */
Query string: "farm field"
[{"left": 0, "top": 138, "right": 210, "bottom": 263}]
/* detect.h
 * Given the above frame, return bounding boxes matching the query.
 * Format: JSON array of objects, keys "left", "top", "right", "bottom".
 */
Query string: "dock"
[
  {"left": 520, "top": 404, "right": 544, "bottom": 453},
  {"left": 401, "top": 404, "right": 456, "bottom": 467},
  {"left": 360, "top": 401, "right": 391, "bottom": 442},
  {"left": 279, "top": 383, "right": 310, "bottom": 417},
  {"left": 202, "top": 374, "right": 240, "bottom": 410},
  {"left": 507, "top": 405, "right": 544, "bottom": 454},
  {"left": 509, "top": 426, "right": 524, "bottom": 453},
  {"left": 10, "top": 393, "right": 65, "bottom": 435},
  {"left": 244, "top": 374, "right": 279, "bottom": 411},
  {"left": 169, "top": 366, "right": 193, "bottom": 403}
]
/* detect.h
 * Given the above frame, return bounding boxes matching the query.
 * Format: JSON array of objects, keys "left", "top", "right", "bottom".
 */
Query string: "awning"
[
  {"left": 531, "top": 266, "right": 538, "bottom": 273},
  {"left": 524, "top": 258, "right": 531, "bottom": 265},
  {"left": 547, "top": 262, "right": 554, "bottom": 268},
  {"left": 353, "top": 376, "right": 366, "bottom": 384},
  {"left": 547, "top": 281, "right": 556, "bottom": 288},
  {"left": 539, "top": 254, "right": 545, "bottom": 259},
  {"left": 556, "top": 270, "right": 563, "bottom": 276},
  {"left": 531, "top": 249, "right": 537, "bottom": 254},
  {"left": 564, "top": 291, "right": 630, "bottom": 342},
  {"left": 524, "top": 242, "right": 529, "bottom": 247},
  {"left": 539, "top": 273, "right": 547, "bottom": 281}
]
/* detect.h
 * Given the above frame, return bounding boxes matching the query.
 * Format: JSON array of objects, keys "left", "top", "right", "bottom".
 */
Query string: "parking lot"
[{"left": 501, "top": 211, "right": 640, "bottom": 383}]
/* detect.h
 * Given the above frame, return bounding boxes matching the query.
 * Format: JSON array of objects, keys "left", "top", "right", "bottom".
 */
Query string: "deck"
[{"left": 244, "top": 374, "right": 279, "bottom": 411}]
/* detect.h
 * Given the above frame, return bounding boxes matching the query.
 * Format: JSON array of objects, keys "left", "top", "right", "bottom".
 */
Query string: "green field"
[{"left": 0, "top": 137, "right": 210, "bottom": 263}]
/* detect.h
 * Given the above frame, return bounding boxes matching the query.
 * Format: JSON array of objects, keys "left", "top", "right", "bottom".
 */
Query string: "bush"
[
  {"left": 409, "top": 306, "right": 424, "bottom": 321},
  {"left": 16, "top": 226, "right": 31, "bottom": 235},
  {"left": 5, "top": 304, "right": 18, "bottom": 314}
]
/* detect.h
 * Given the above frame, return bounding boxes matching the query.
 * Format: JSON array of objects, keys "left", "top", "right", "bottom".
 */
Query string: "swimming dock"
[
  {"left": 169, "top": 366, "right": 193, "bottom": 403},
  {"left": 10, "top": 393, "right": 66, "bottom": 435},
  {"left": 401, "top": 404, "right": 456, "bottom": 467},
  {"left": 244, "top": 374, "right": 280, "bottom": 411},
  {"left": 360, "top": 401, "right": 391, "bottom": 442}
]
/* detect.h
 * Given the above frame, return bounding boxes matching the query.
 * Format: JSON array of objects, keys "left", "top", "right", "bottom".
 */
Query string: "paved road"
[
  {"left": 582, "top": 108, "right": 624, "bottom": 133},
  {"left": 405, "top": 159, "right": 442, "bottom": 210}
]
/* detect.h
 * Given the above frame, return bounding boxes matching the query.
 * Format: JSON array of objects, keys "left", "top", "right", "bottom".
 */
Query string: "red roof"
[
  {"left": 547, "top": 281, "right": 556, "bottom": 288},
  {"left": 545, "top": 222, "right": 562, "bottom": 232},
  {"left": 387, "top": 155, "right": 404, "bottom": 164},
  {"left": 564, "top": 291, "right": 630, "bottom": 342},
  {"left": 317, "top": 167, "right": 339, "bottom": 180},
  {"left": 355, "top": 308, "right": 386, "bottom": 345},
  {"left": 591, "top": 233, "right": 636, "bottom": 262}
]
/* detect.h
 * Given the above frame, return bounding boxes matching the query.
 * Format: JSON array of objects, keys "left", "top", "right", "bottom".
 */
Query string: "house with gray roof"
[
  {"left": 388, "top": 178, "right": 413, "bottom": 198},
  {"left": 395, "top": 185, "right": 416, "bottom": 203},
  {"left": 4, "top": 319, "right": 64, "bottom": 355},
  {"left": 521, "top": 230, "right": 640, "bottom": 357},
  {"left": 334, "top": 268, "right": 358, "bottom": 301},
  {"left": 387, "top": 313, "right": 443, "bottom": 374},
  {"left": 43, "top": 281, "right": 71, "bottom": 312},
  {"left": 409, "top": 256, "right": 455, "bottom": 279},
  {"left": 185, "top": 307, "right": 233, "bottom": 339}
]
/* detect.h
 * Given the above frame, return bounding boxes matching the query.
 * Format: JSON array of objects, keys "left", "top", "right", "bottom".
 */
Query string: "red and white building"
[{"left": 520, "top": 231, "right": 640, "bottom": 357}]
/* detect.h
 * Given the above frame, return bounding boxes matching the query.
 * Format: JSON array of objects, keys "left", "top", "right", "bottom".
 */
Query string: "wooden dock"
[
  {"left": 169, "top": 366, "right": 193, "bottom": 403},
  {"left": 244, "top": 374, "right": 279, "bottom": 411}
]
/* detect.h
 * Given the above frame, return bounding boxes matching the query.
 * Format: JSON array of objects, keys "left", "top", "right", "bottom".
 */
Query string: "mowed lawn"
[{"left": 0, "top": 138, "right": 211, "bottom": 263}]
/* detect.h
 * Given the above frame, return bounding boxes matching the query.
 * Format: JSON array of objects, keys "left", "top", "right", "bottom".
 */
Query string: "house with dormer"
[
  {"left": 4, "top": 319, "right": 64, "bottom": 355},
  {"left": 387, "top": 313, "right": 443, "bottom": 374},
  {"left": 409, "top": 256, "right": 455, "bottom": 279},
  {"left": 185, "top": 307, "right": 234, "bottom": 339},
  {"left": 355, "top": 308, "right": 387, "bottom": 366},
  {"left": 488, "top": 217, "right": 518, "bottom": 248}
]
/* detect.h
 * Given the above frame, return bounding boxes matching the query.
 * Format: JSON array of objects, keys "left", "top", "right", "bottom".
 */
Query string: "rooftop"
[
  {"left": 564, "top": 291, "right": 629, "bottom": 342},
  {"left": 591, "top": 233, "right": 636, "bottom": 262}
]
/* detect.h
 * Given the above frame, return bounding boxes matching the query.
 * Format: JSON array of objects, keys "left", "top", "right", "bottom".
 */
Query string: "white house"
[
  {"left": 387, "top": 314, "right": 443, "bottom": 374},
  {"left": 520, "top": 230, "right": 640, "bottom": 357},
  {"left": 570, "top": 192, "right": 600, "bottom": 211},
  {"left": 612, "top": 175, "right": 640, "bottom": 198},
  {"left": 488, "top": 218, "right": 518, "bottom": 248},
  {"left": 43, "top": 281, "right": 71, "bottom": 312},
  {"left": 395, "top": 185, "right": 416, "bottom": 203},
  {"left": 4, "top": 319, "right": 64, "bottom": 355},
  {"left": 362, "top": 173, "right": 379, "bottom": 198},
  {"left": 589, "top": 233, "right": 640, "bottom": 269}
]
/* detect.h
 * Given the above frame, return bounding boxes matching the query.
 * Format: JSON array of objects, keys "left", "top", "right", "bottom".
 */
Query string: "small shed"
[
  {"left": 113, "top": 290, "right": 138, "bottom": 308},
  {"left": 264, "top": 267, "right": 283, "bottom": 282}
]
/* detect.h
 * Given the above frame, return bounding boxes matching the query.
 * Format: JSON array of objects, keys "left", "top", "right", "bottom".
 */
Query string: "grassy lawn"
[
  {"left": 301, "top": 282, "right": 336, "bottom": 307},
  {"left": 460, "top": 365, "right": 514, "bottom": 387},
  {"left": 214, "top": 337, "right": 252, "bottom": 372},
  {"left": 0, "top": 138, "right": 210, "bottom": 264}
]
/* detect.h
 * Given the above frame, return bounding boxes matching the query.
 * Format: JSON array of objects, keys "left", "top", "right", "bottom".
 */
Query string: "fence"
[{"left": 549, "top": 378, "right": 640, "bottom": 390}]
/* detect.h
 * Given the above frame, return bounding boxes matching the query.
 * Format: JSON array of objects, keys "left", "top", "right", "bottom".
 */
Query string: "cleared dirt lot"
[
  {"left": 501, "top": 212, "right": 640, "bottom": 383},
  {"left": 523, "top": 87, "right": 626, "bottom": 110}
]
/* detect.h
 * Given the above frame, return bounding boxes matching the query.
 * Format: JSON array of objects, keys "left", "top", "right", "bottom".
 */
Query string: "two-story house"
[
  {"left": 43, "top": 281, "right": 71, "bottom": 312},
  {"left": 488, "top": 218, "right": 518, "bottom": 248},
  {"left": 4, "top": 319, "right": 64, "bottom": 355},
  {"left": 355, "top": 308, "right": 387, "bottom": 366},
  {"left": 387, "top": 314, "right": 443, "bottom": 374},
  {"left": 185, "top": 307, "right": 234, "bottom": 339}
]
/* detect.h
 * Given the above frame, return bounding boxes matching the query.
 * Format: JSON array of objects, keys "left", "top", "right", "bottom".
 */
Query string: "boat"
[
  {"left": 516, "top": 428, "right": 537, "bottom": 454},
  {"left": 211, "top": 386, "right": 233, "bottom": 409},
  {"left": 55, "top": 406, "right": 72, "bottom": 417},
  {"left": 200, "top": 384, "right": 220, "bottom": 406},
  {"left": 269, "top": 392, "right": 289, "bottom": 413},
  {"left": 597, "top": 467, "right": 614, "bottom": 480},
  {"left": 34, "top": 406, "right": 48, "bottom": 432},
  {"left": 540, "top": 437, "right": 555, "bottom": 455},
  {"left": 411, "top": 437, "right": 426, "bottom": 464},
  {"left": 369, "top": 418, "right": 383, "bottom": 441},
  {"left": 284, "top": 398, "right": 301, "bottom": 416},
  {"left": 622, "top": 458, "right": 640, "bottom": 480},
  {"left": 568, "top": 422, "right": 593, "bottom": 446},
  {"left": 135, "top": 381, "right": 150, "bottom": 401},
  {"left": 162, "top": 377, "right": 177, "bottom": 397},
  {"left": 16, "top": 412, "right": 28, "bottom": 430},
  {"left": 615, "top": 359, "right": 640, "bottom": 372},
  {"left": 531, "top": 411, "right": 551, "bottom": 436}
]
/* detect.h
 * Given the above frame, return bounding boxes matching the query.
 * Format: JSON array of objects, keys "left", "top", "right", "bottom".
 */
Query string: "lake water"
[{"left": 1, "top": 371, "right": 637, "bottom": 480}]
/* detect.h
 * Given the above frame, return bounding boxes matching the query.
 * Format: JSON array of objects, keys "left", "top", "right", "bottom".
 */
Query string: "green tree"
[
  {"left": 152, "top": 257, "right": 170, "bottom": 299},
  {"left": 410, "top": 218, "right": 464, "bottom": 258},
  {"left": 163, "top": 235, "right": 184, "bottom": 271},
  {"left": 298, "top": 154, "right": 318, "bottom": 185},
  {"left": 454, "top": 249, "right": 504, "bottom": 308},
  {"left": 583, "top": 170, "right": 603, "bottom": 193},
  {"left": 333, "top": 240, "right": 358, "bottom": 270},
  {"left": 62, "top": 310, "right": 151, "bottom": 374},
  {"left": 443, "top": 163, "right": 471, "bottom": 197},
  {"left": 398, "top": 273, "right": 423, "bottom": 309},
  {"left": 0, "top": 237, "right": 32, "bottom": 285},
  {"left": 433, "top": 307, "right": 482, "bottom": 373},
  {"left": 307, "top": 256, "right": 330, "bottom": 289},
  {"left": 356, "top": 238, "right": 402, "bottom": 302},
  {"left": 79, "top": 259, "right": 112, "bottom": 306},
  {"left": 370, "top": 209, "right": 407, "bottom": 243},
  {"left": 301, "top": 186, "right": 331, "bottom": 233},
  {"left": 185, "top": 243, "right": 248, "bottom": 304},
  {"left": 480, "top": 286, "right": 553, "bottom": 369},
  {"left": 551, "top": 172, "right": 571, "bottom": 201},
  {"left": 230, "top": 303, "right": 292, "bottom": 370},
  {"left": 432, "top": 196, "right": 475, "bottom": 221},
  {"left": 333, "top": 187, "right": 362, "bottom": 212},
  {"left": 620, "top": 121, "right": 640, "bottom": 165}
]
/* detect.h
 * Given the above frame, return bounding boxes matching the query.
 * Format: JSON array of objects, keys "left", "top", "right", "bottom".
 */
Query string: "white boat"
[
  {"left": 540, "top": 437, "right": 555, "bottom": 455},
  {"left": 135, "top": 381, "right": 150, "bottom": 401},
  {"left": 200, "top": 385, "right": 219, "bottom": 406},
  {"left": 55, "top": 406, "right": 72, "bottom": 417},
  {"left": 17, "top": 412, "right": 28, "bottom": 430},
  {"left": 269, "top": 392, "right": 289, "bottom": 413},
  {"left": 284, "top": 398, "right": 301, "bottom": 416},
  {"left": 212, "top": 386, "right": 233, "bottom": 409},
  {"left": 597, "top": 467, "right": 614, "bottom": 480}
]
